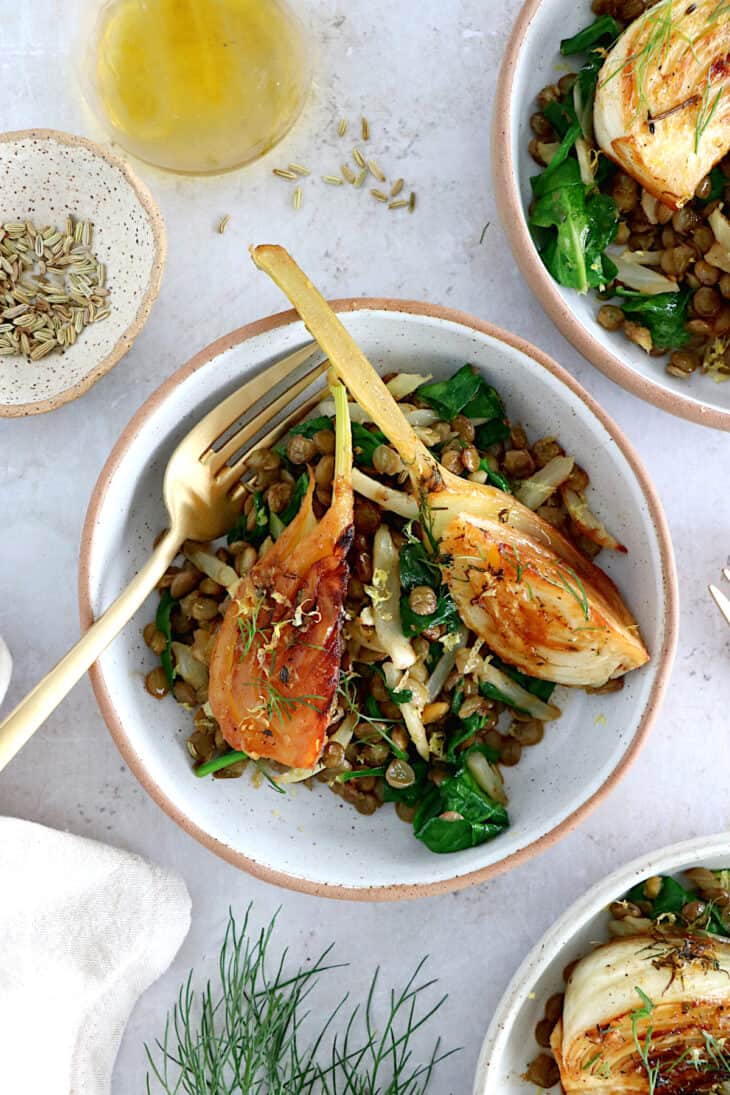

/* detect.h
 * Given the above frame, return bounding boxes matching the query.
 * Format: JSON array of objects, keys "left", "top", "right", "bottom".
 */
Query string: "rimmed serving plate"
[
  {"left": 78, "top": 300, "right": 677, "bottom": 899},
  {"left": 493, "top": 0, "right": 730, "bottom": 431},
  {"left": 473, "top": 831, "right": 730, "bottom": 1093}
]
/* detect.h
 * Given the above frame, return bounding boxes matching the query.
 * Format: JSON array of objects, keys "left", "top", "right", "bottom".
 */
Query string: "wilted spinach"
[
  {"left": 416, "top": 364, "right": 504, "bottom": 422},
  {"left": 616, "top": 289, "right": 691, "bottom": 350},
  {"left": 412, "top": 747, "right": 509, "bottom": 853}
]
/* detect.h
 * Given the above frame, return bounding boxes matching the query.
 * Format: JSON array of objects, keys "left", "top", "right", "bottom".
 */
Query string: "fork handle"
[{"left": 0, "top": 530, "right": 181, "bottom": 774}]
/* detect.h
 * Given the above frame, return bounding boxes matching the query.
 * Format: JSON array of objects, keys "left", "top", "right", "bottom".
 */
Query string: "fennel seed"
[
  {"left": 217, "top": 214, "right": 230, "bottom": 234},
  {"left": 408, "top": 191, "right": 416, "bottom": 213},
  {"left": 389, "top": 199, "right": 409, "bottom": 209},
  {"left": 273, "top": 168, "right": 298, "bottom": 180},
  {"left": 288, "top": 163, "right": 310, "bottom": 176},
  {"left": 354, "top": 168, "right": 368, "bottom": 188},
  {"left": 390, "top": 178, "right": 404, "bottom": 197},
  {"left": 293, "top": 185, "right": 303, "bottom": 210},
  {"left": 367, "top": 158, "right": 386, "bottom": 182},
  {"left": 341, "top": 163, "right": 356, "bottom": 184},
  {"left": 370, "top": 188, "right": 389, "bottom": 202},
  {"left": 337, "top": 117, "right": 348, "bottom": 137},
  {"left": 353, "top": 147, "right": 366, "bottom": 169},
  {"left": 361, "top": 116, "right": 370, "bottom": 141},
  {"left": 322, "top": 174, "right": 344, "bottom": 185}
]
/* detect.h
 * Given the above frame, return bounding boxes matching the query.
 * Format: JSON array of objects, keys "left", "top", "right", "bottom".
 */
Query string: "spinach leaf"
[
  {"left": 543, "top": 98, "right": 572, "bottom": 138},
  {"left": 289, "top": 414, "right": 333, "bottom": 438},
  {"left": 530, "top": 159, "right": 618, "bottom": 293},
  {"left": 351, "top": 422, "right": 388, "bottom": 467},
  {"left": 155, "top": 591, "right": 178, "bottom": 688},
  {"left": 413, "top": 753, "right": 509, "bottom": 854},
  {"left": 474, "top": 418, "right": 510, "bottom": 449},
  {"left": 463, "top": 380, "right": 504, "bottom": 420},
  {"left": 278, "top": 471, "right": 309, "bottom": 526},
  {"left": 531, "top": 123, "right": 582, "bottom": 199},
  {"left": 416, "top": 364, "right": 504, "bottom": 423},
  {"left": 399, "top": 539, "right": 460, "bottom": 637},
  {"left": 226, "top": 491, "right": 269, "bottom": 546},
  {"left": 479, "top": 458, "right": 511, "bottom": 494},
  {"left": 616, "top": 289, "right": 691, "bottom": 350},
  {"left": 560, "top": 16, "right": 621, "bottom": 56},
  {"left": 445, "top": 713, "right": 501, "bottom": 764}
]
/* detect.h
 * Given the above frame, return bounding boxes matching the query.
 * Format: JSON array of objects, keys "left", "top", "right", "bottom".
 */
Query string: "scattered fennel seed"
[
  {"left": 293, "top": 185, "right": 303, "bottom": 210},
  {"left": 352, "top": 147, "right": 366, "bottom": 169},
  {"left": 322, "top": 174, "right": 344, "bottom": 185},
  {"left": 361, "top": 116, "right": 370, "bottom": 141},
  {"left": 367, "top": 158, "right": 386, "bottom": 182},
  {"left": 338, "top": 117, "right": 348, "bottom": 136},
  {"left": 273, "top": 168, "right": 298, "bottom": 180},
  {"left": 391, "top": 177, "right": 404, "bottom": 197},
  {"left": 288, "top": 163, "right": 310, "bottom": 176},
  {"left": 370, "top": 188, "right": 389, "bottom": 202},
  {"left": 217, "top": 214, "right": 230, "bottom": 234}
]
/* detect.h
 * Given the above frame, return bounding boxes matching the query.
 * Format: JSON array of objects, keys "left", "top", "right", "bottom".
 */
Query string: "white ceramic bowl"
[
  {"left": 0, "top": 129, "right": 165, "bottom": 417},
  {"left": 78, "top": 300, "right": 677, "bottom": 899},
  {"left": 494, "top": 1, "right": 730, "bottom": 431},
  {"left": 472, "top": 831, "right": 730, "bottom": 1093}
]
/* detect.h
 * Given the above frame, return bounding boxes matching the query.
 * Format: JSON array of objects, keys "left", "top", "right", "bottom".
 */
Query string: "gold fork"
[
  {"left": 710, "top": 569, "right": 730, "bottom": 627},
  {"left": 0, "top": 341, "right": 327, "bottom": 773}
]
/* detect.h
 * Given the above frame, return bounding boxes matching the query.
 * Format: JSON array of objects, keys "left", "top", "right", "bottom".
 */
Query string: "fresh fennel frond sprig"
[{"left": 145, "top": 906, "right": 457, "bottom": 1094}]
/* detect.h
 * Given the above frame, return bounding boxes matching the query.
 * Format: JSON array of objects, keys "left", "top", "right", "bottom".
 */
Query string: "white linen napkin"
[{"left": 0, "top": 818, "right": 191, "bottom": 1095}]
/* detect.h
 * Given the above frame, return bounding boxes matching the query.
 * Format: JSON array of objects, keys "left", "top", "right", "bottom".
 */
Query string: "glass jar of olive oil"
[{"left": 83, "top": 0, "right": 312, "bottom": 174}]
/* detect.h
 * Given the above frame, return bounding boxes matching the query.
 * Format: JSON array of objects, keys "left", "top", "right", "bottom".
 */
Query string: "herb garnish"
[{"left": 145, "top": 907, "right": 457, "bottom": 1093}]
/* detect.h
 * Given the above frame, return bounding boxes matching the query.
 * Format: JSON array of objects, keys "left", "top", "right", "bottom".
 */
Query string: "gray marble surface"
[{"left": 1, "top": 2, "right": 729, "bottom": 1091}]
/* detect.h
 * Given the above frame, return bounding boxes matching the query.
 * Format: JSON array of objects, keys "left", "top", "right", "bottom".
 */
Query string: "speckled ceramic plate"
[
  {"left": 0, "top": 129, "right": 165, "bottom": 417},
  {"left": 78, "top": 301, "right": 677, "bottom": 899},
  {"left": 494, "top": 0, "right": 730, "bottom": 431},
  {"left": 472, "top": 832, "right": 730, "bottom": 1093}
]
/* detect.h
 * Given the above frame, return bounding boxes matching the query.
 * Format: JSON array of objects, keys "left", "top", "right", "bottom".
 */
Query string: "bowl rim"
[
  {"left": 471, "top": 830, "right": 730, "bottom": 1094},
  {"left": 492, "top": 0, "right": 730, "bottom": 433},
  {"left": 0, "top": 127, "right": 167, "bottom": 418},
  {"left": 78, "top": 297, "right": 679, "bottom": 901}
]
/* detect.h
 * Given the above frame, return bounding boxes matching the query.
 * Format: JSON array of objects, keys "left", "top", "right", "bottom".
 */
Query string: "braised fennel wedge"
[
  {"left": 145, "top": 907, "right": 455, "bottom": 1094},
  {"left": 209, "top": 383, "right": 354, "bottom": 770},
  {"left": 531, "top": 868, "right": 730, "bottom": 1094},
  {"left": 553, "top": 933, "right": 730, "bottom": 1094},
  {"left": 250, "top": 245, "right": 649, "bottom": 689}
]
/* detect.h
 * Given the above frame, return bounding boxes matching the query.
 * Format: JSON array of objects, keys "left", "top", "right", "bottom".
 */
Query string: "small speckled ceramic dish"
[
  {"left": 494, "top": 1, "right": 730, "bottom": 431},
  {"left": 0, "top": 129, "right": 165, "bottom": 417},
  {"left": 79, "top": 302, "right": 677, "bottom": 899},
  {"left": 472, "top": 832, "right": 730, "bottom": 1094}
]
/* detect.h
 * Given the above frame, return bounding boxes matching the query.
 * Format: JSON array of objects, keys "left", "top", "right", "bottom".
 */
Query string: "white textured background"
[{"left": 1, "top": 2, "right": 729, "bottom": 1091}]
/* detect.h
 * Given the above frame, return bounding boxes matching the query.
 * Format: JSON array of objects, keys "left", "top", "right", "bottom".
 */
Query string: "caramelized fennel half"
[
  {"left": 250, "top": 244, "right": 649, "bottom": 688},
  {"left": 553, "top": 932, "right": 730, "bottom": 1093},
  {"left": 208, "top": 384, "right": 353, "bottom": 770}
]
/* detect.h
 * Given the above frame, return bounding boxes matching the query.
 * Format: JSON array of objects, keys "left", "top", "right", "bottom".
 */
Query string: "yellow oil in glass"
[{"left": 91, "top": 0, "right": 312, "bottom": 174}]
